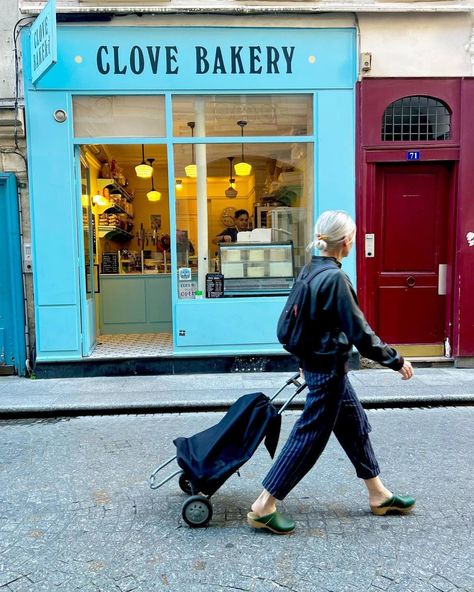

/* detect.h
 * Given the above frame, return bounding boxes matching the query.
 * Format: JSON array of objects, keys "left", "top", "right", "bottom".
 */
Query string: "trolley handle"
[
  {"left": 269, "top": 372, "right": 304, "bottom": 403},
  {"left": 149, "top": 454, "right": 178, "bottom": 489},
  {"left": 278, "top": 380, "right": 307, "bottom": 415}
]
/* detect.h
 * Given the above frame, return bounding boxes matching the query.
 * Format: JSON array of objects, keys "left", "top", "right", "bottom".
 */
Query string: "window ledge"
[{"left": 19, "top": 1, "right": 473, "bottom": 15}]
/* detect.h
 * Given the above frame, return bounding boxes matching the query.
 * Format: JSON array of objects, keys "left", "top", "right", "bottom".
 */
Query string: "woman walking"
[{"left": 248, "top": 210, "right": 415, "bottom": 535}]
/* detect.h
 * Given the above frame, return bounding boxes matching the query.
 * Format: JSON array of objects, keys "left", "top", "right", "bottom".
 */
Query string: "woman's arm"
[{"left": 333, "top": 272, "right": 404, "bottom": 371}]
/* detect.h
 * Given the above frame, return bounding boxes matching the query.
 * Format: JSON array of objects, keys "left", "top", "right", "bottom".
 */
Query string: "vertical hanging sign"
[{"left": 31, "top": 0, "right": 57, "bottom": 84}]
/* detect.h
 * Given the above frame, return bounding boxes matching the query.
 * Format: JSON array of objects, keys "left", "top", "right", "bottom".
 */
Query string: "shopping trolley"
[{"left": 148, "top": 373, "right": 307, "bottom": 527}]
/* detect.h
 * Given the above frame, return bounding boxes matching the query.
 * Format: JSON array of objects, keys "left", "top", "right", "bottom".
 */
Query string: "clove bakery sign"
[
  {"left": 28, "top": 27, "right": 356, "bottom": 91},
  {"left": 96, "top": 45, "right": 295, "bottom": 76}
]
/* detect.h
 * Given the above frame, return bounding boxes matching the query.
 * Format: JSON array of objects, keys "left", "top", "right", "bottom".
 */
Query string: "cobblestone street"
[{"left": 0, "top": 406, "right": 472, "bottom": 592}]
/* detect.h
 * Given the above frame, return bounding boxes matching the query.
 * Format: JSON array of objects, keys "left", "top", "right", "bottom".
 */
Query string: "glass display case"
[
  {"left": 218, "top": 241, "right": 294, "bottom": 296},
  {"left": 270, "top": 207, "right": 307, "bottom": 273}
]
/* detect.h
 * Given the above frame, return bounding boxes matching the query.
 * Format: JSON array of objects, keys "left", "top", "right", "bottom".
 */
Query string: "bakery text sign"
[
  {"left": 31, "top": 0, "right": 57, "bottom": 84},
  {"left": 96, "top": 45, "right": 296, "bottom": 76}
]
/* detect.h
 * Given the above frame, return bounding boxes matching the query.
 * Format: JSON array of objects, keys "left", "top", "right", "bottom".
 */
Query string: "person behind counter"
[{"left": 212, "top": 209, "right": 250, "bottom": 244}]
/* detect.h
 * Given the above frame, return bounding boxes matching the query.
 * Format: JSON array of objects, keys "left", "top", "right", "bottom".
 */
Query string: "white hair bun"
[{"left": 315, "top": 239, "right": 328, "bottom": 251}]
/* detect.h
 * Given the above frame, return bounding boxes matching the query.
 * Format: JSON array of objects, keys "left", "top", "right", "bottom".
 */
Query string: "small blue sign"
[
  {"left": 406, "top": 151, "right": 420, "bottom": 161},
  {"left": 31, "top": 0, "right": 57, "bottom": 84}
]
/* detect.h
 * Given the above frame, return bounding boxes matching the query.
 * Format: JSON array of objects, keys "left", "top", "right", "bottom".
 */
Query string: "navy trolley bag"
[{"left": 148, "top": 373, "right": 307, "bottom": 527}]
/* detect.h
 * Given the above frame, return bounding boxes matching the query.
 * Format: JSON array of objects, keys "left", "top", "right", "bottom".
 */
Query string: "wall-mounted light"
[
  {"left": 146, "top": 158, "right": 161, "bottom": 202},
  {"left": 225, "top": 156, "right": 238, "bottom": 198},
  {"left": 184, "top": 121, "right": 197, "bottom": 178},
  {"left": 92, "top": 191, "right": 108, "bottom": 206},
  {"left": 234, "top": 120, "right": 252, "bottom": 177},
  {"left": 135, "top": 144, "right": 153, "bottom": 178},
  {"left": 175, "top": 179, "right": 183, "bottom": 191}
]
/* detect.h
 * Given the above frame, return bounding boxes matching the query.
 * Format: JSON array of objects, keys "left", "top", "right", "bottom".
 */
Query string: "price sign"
[
  {"left": 179, "top": 281, "right": 197, "bottom": 299},
  {"left": 206, "top": 273, "right": 224, "bottom": 298},
  {"left": 102, "top": 252, "right": 118, "bottom": 274}
]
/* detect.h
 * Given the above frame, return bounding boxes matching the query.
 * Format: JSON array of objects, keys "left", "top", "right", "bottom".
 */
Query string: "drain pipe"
[
  {"left": 16, "top": 177, "right": 34, "bottom": 376},
  {"left": 353, "top": 13, "right": 362, "bottom": 82}
]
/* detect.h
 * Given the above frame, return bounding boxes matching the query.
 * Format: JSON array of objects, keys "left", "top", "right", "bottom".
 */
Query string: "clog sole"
[
  {"left": 370, "top": 503, "right": 416, "bottom": 516},
  {"left": 246, "top": 512, "right": 295, "bottom": 535}
]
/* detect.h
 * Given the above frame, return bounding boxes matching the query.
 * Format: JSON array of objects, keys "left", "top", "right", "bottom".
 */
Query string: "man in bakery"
[{"left": 213, "top": 209, "right": 250, "bottom": 244}]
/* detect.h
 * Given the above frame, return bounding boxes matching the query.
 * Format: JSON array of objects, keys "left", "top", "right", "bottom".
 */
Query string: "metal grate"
[{"left": 382, "top": 96, "right": 451, "bottom": 141}]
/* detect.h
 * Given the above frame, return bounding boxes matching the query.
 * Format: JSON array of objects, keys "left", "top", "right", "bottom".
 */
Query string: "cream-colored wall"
[{"left": 359, "top": 13, "right": 473, "bottom": 77}]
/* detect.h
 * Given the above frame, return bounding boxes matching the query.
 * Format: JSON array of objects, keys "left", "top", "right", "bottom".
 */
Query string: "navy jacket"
[
  {"left": 300, "top": 256, "right": 404, "bottom": 373},
  {"left": 174, "top": 392, "right": 281, "bottom": 496}
]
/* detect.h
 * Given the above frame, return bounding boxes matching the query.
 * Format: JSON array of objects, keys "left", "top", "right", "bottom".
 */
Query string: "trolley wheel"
[
  {"left": 178, "top": 473, "right": 194, "bottom": 495},
  {"left": 181, "top": 495, "right": 213, "bottom": 528}
]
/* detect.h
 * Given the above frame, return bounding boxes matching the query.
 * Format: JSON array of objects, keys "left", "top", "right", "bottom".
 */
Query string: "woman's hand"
[{"left": 398, "top": 360, "right": 414, "bottom": 380}]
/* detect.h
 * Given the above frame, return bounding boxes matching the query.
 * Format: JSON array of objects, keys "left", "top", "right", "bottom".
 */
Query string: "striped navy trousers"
[{"left": 262, "top": 370, "right": 380, "bottom": 500}]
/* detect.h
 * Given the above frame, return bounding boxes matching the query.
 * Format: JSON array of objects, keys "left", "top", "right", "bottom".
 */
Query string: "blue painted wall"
[
  {"left": 24, "top": 91, "right": 82, "bottom": 360},
  {"left": 0, "top": 174, "right": 26, "bottom": 374},
  {"left": 22, "top": 26, "right": 356, "bottom": 360}
]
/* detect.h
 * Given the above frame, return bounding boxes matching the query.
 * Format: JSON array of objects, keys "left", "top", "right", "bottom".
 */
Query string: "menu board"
[
  {"left": 102, "top": 252, "right": 119, "bottom": 274},
  {"left": 206, "top": 273, "right": 224, "bottom": 298}
]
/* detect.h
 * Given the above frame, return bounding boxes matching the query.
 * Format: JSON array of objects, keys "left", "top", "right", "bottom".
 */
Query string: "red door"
[{"left": 372, "top": 163, "right": 450, "bottom": 345}]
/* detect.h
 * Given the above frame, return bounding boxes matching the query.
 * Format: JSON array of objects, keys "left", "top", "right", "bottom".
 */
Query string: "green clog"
[
  {"left": 370, "top": 494, "right": 416, "bottom": 516},
  {"left": 247, "top": 511, "right": 295, "bottom": 534}
]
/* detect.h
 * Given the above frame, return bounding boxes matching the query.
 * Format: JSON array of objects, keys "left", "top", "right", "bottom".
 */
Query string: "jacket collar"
[{"left": 311, "top": 255, "right": 342, "bottom": 269}]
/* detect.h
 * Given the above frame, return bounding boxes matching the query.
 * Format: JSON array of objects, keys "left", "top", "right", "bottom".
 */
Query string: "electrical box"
[
  {"left": 23, "top": 242, "right": 33, "bottom": 273},
  {"left": 365, "top": 234, "right": 375, "bottom": 258}
]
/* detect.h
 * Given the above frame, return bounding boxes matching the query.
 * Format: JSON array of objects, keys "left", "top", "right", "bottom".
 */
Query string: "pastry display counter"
[{"left": 218, "top": 241, "right": 295, "bottom": 296}]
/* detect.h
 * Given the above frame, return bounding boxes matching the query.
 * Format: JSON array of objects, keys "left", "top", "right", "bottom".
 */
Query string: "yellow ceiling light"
[
  {"left": 234, "top": 161, "right": 252, "bottom": 177},
  {"left": 147, "top": 190, "right": 162, "bottom": 202},
  {"left": 146, "top": 158, "right": 162, "bottom": 202},
  {"left": 184, "top": 163, "right": 197, "bottom": 178},
  {"left": 235, "top": 120, "right": 252, "bottom": 177},
  {"left": 135, "top": 144, "right": 153, "bottom": 178},
  {"left": 185, "top": 121, "right": 197, "bottom": 178}
]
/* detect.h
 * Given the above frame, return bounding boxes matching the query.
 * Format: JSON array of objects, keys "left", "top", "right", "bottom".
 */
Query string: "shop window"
[
  {"left": 172, "top": 94, "right": 312, "bottom": 137},
  {"left": 381, "top": 96, "right": 451, "bottom": 141},
  {"left": 174, "top": 141, "right": 313, "bottom": 299},
  {"left": 73, "top": 96, "right": 166, "bottom": 138}
]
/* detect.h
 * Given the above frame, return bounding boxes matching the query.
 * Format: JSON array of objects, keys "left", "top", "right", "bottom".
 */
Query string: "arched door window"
[{"left": 382, "top": 96, "right": 451, "bottom": 141}]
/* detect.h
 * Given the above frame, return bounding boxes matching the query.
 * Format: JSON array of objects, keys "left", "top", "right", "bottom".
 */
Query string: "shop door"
[
  {"left": 373, "top": 163, "right": 450, "bottom": 352},
  {"left": 77, "top": 152, "right": 97, "bottom": 356},
  {"left": 0, "top": 174, "right": 26, "bottom": 374}
]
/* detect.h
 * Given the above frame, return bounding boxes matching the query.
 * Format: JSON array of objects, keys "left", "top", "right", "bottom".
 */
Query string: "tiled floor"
[{"left": 89, "top": 333, "right": 173, "bottom": 358}]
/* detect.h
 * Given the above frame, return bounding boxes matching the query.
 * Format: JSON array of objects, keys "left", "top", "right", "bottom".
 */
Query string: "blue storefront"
[{"left": 22, "top": 24, "right": 356, "bottom": 366}]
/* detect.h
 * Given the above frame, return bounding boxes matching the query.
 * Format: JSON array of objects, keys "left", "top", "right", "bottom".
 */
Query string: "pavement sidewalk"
[{"left": 0, "top": 367, "right": 473, "bottom": 416}]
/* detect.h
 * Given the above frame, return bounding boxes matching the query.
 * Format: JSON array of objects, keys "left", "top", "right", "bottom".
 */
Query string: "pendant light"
[
  {"left": 184, "top": 121, "right": 197, "bottom": 178},
  {"left": 146, "top": 158, "right": 161, "bottom": 202},
  {"left": 225, "top": 156, "right": 238, "bottom": 198},
  {"left": 234, "top": 120, "right": 252, "bottom": 177},
  {"left": 135, "top": 144, "right": 153, "bottom": 178}
]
